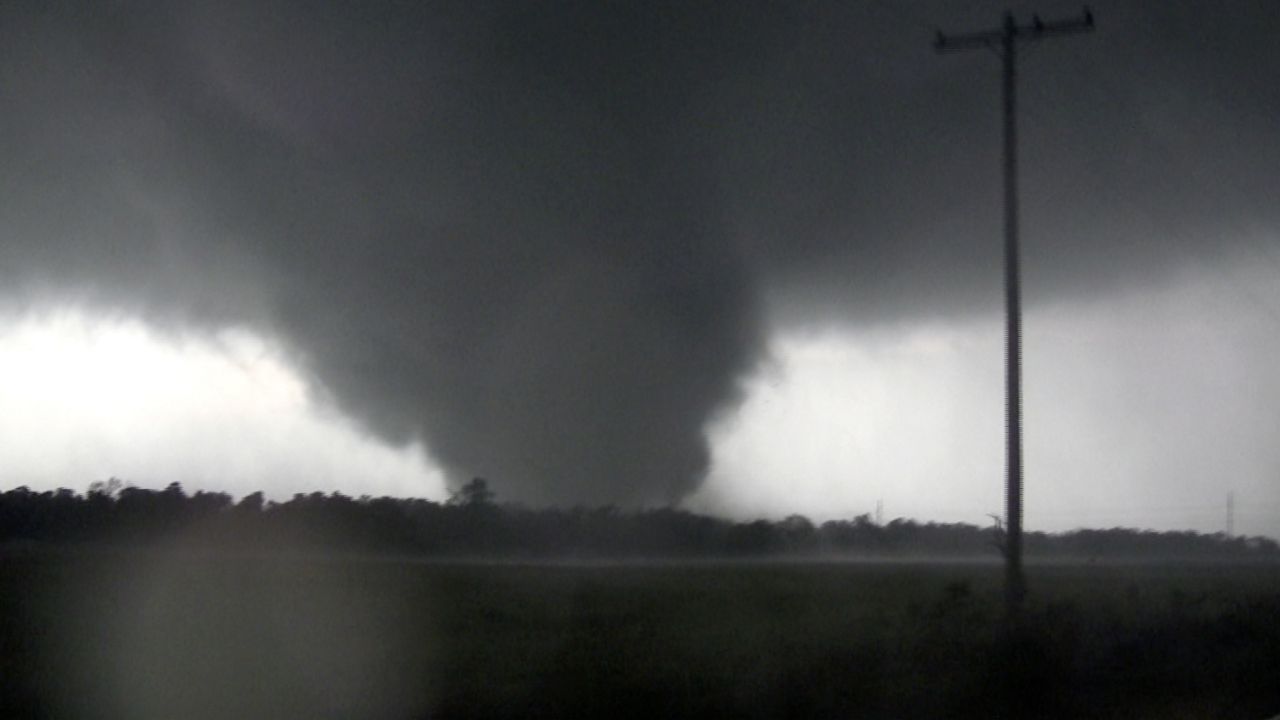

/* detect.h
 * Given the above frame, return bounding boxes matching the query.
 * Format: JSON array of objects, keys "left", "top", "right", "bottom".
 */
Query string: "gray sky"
[{"left": 0, "top": 1, "right": 1277, "bottom": 534}]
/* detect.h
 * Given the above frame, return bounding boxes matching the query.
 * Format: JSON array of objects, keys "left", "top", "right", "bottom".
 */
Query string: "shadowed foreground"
[{"left": 3, "top": 555, "right": 1279, "bottom": 719}]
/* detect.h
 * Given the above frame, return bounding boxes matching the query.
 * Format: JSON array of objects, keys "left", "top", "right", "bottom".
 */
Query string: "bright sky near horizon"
[
  {"left": 5, "top": 255, "right": 1278, "bottom": 539},
  {"left": 0, "top": 311, "right": 447, "bottom": 503}
]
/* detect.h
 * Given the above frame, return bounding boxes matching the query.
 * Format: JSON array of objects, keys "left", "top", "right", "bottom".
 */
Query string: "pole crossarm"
[{"left": 935, "top": 8, "right": 1094, "bottom": 52}]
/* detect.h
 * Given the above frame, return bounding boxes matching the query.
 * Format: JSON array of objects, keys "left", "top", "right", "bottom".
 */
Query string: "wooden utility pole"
[{"left": 935, "top": 8, "right": 1094, "bottom": 623}]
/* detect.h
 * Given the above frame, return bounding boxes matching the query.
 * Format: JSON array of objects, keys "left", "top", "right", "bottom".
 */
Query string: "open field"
[{"left": 3, "top": 553, "right": 1279, "bottom": 719}]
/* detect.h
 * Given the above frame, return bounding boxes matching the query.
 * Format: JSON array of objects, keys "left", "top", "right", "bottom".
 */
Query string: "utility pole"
[{"left": 935, "top": 8, "right": 1094, "bottom": 623}]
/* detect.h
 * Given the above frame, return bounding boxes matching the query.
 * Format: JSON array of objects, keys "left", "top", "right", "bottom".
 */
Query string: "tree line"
[{"left": 0, "top": 477, "right": 1275, "bottom": 560}]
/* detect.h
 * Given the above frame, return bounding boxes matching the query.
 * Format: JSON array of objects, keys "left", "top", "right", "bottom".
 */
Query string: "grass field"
[{"left": 3, "top": 553, "right": 1279, "bottom": 719}]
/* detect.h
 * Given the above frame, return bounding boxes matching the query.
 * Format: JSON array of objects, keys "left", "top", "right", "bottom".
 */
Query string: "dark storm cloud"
[
  {"left": 713, "top": 1, "right": 1280, "bottom": 326},
  {"left": 1, "top": 1, "right": 1276, "bottom": 504}
]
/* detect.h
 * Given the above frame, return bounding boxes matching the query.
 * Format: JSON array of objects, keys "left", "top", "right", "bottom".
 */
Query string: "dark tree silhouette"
[
  {"left": 449, "top": 477, "right": 495, "bottom": 508},
  {"left": 0, "top": 482, "right": 1276, "bottom": 561}
]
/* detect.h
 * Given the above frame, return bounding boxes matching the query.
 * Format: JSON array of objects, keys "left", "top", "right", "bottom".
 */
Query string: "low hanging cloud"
[{"left": 0, "top": 1, "right": 1276, "bottom": 507}]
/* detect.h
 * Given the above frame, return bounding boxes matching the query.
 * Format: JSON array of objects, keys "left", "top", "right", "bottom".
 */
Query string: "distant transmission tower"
[
  {"left": 1227, "top": 491, "right": 1235, "bottom": 537},
  {"left": 935, "top": 8, "right": 1094, "bottom": 623}
]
